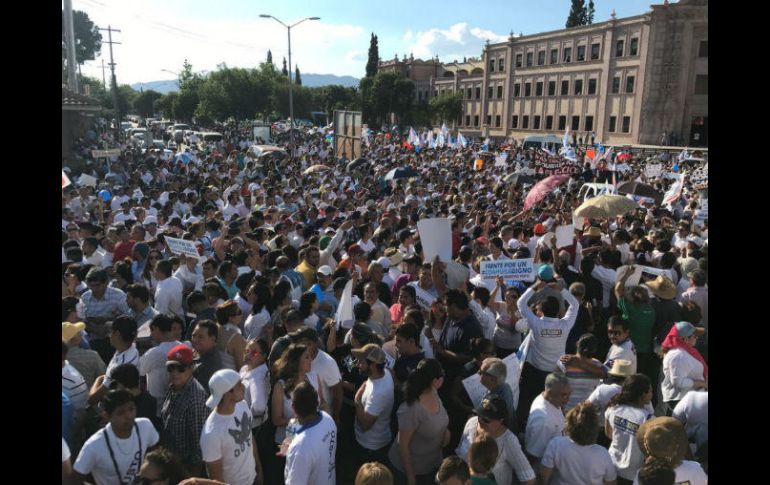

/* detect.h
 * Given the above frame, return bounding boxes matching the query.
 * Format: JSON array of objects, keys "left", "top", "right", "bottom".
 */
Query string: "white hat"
[
  {"left": 686, "top": 235, "right": 703, "bottom": 247},
  {"left": 206, "top": 369, "right": 242, "bottom": 408},
  {"left": 375, "top": 256, "right": 391, "bottom": 269},
  {"left": 143, "top": 216, "right": 158, "bottom": 225},
  {"left": 317, "top": 265, "right": 333, "bottom": 276}
]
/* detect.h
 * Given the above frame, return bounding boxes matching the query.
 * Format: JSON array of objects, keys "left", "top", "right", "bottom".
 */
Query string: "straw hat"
[
  {"left": 607, "top": 359, "right": 634, "bottom": 378},
  {"left": 644, "top": 275, "right": 676, "bottom": 300},
  {"left": 636, "top": 417, "right": 690, "bottom": 467}
]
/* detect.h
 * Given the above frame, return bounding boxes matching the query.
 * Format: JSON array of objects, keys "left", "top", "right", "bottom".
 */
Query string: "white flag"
[{"left": 62, "top": 170, "right": 72, "bottom": 189}]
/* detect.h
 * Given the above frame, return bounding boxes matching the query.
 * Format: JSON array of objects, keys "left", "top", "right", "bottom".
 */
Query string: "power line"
[{"left": 99, "top": 25, "right": 122, "bottom": 142}]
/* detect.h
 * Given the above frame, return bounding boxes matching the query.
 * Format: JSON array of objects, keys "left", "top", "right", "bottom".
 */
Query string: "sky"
[{"left": 72, "top": 0, "right": 660, "bottom": 86}]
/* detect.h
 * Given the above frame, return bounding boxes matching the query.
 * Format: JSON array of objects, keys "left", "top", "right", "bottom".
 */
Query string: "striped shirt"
[
  {"left": 557, "top": 359, "right": 603, "bottom": 413},
  {"left": 62, "top": 361, "right": 88, "bottom": 410},
  {"left": 161, "top": 377, "right": 209, "bottom": 470},
  {"left": 76, "top": 287, "right": 131, "bottom": 338},
  {"left": 103, "top": 344, "right": 140, "bottom": 388}
]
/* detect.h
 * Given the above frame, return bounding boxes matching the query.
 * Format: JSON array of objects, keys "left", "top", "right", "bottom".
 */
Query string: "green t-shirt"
[
  {"left": 618, "top": 297, "right": 656, "bottom": 353},
  {"left": 471, "top": 476, "right": 497, "bottom": 485}
]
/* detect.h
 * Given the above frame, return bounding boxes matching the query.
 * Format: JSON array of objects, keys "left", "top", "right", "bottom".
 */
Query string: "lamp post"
[{"left": 259, "top": 14, "right": 320, "bottom": 158}]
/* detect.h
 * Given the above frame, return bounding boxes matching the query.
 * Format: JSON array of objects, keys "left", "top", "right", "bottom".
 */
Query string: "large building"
[{"left": 378, "top": 0, "right": 707, "bottom": 146}]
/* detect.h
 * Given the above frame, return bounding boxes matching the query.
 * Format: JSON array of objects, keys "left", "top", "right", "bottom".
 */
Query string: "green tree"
[
  {"left": 62, "top": 10, "right": 102, "bottom": 80},
  {"left": 429, "top": 92, "right": 463, "bottom": 125},
  {"left": 133, "top": 90, "right": 163, "bottom": 118},
  {"left": 365, "top": 33, "right": 379, "bottom": 78},
  {"left": 295, "top": 66, "right": 302, "bottom": 86},
  {"left": 178, "top": 59, "right": 203, "bottom": 91},
  {"left": 266, "top": 49, "right": 273, "bottom": 65},
  {"left": 566, "top": 0, "right": 587, "bottom": 28},
  {"left": 282, "top": 57, "right": 288, "bottom": 76},
  {"left": 156, "top": 92, "right": 178, "bottom": 119},
  {"left": 174, "top": 90, "right": 199, "bottom": 122},
  {"left": 587, "top": 0, "right": 595, "bottom": 24}
]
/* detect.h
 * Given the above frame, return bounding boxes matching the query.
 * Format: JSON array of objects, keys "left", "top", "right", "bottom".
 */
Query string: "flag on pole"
[
  {"left": 437, "top": 131, "right": 445, "bottom": 148},
  {"left": 663, "top": 172, "right": 686, "bottom": 205},
  {"left": 440, "top": 123, "right": 449, "bottom": 141},
  {"left": 457, "top": 132, "right": 467, "bottom": 149},
  {"left": 481, "top": 138, "right": 490, "bottom": 151},
  {"left": 62, "top": 170, "right": 72, "bottom": 189},
  {"left": 563, "top": 128, "right": 570, "bottom": 149}
]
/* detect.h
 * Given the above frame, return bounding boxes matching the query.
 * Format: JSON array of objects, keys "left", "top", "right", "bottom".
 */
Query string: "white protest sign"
[
  {"left": 645, "top": 164, "right": 662, "bottom": 178},
  {"left": 572, "top": 215, "right": 585, "bottom": 230},
  {"left": 480, "top": 259, "right": 535, "bottom": 281},
  {"left": 410, "top": 283, "right": 436, "bottom": 310},
  {"left": 555, "top": 225, "right": 574, "bottom": 248},
  {"left": 417, "top": 218, "right": 452, "bottom": 262},
  {"left": 694, "top": 210, "right": 708, "bottom": 227},
  {"left": 616, "top": 265, "right": 643, "bottom": 286},
  {"left": 92, "top": 148, "right": 121, "bottom": 158},
  {"left": 335, "top": 279, "right": 355, "bottom": 329},
  {"left": 78, "top": 173, "right": 97, "bottom": 187},
  {"left": 164, "top": 236, "right": 200, "bottom": 259},
  {"left": 640, "top": 266, "right": 668, "bottom": 277},
  {"left": 462, "top": 374, "right": 487, "bottom": 408},
  {"left": 62, "top": 171, "right": 72, "bottom": 189},
  {"left": 503, "top": 352, "right": 522, "bottom": 406}
]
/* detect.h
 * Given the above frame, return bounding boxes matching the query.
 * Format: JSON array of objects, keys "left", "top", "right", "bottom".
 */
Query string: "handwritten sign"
[
  {"left": 164, "top": 236, "right": 200, "bottom": 259},
  {"left": 645, "top": 164, "right": 662, "bottom": 178},
  {"left": 409, "top": 283, "right": 436, "bottom": 310},
  {"left": 91, "top": 149, "right": 121, "bottom": 158},
  {"left": 480, "top": 258, "right": 535, "bottom": 281}
]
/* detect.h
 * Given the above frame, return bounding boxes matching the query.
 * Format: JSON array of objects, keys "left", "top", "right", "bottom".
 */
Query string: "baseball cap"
[
  {"left": 348, "top": 244, "right": 364, "bottom": 254},
  {"left": 351, "top": 343, "right": 386, "bottom": 364},
  {"left": 317, "top": 265, "right": 333, "bottom": 276},
  {"left": 476, "top": 236, "right": 489, "bottom": 245},
  {"left": 538, "top": 264, "right": 555, "bottom": 282},
  {"left": 375, "top": 256, "right": 391, "bottom": 269},
  {"left": 534, "top": 223, "right": 546, "bottom": 236},
  {"left": 675, "top": 321, "right": 696, "bottom": 338},
  {"left": 62, "top": 322, "right": 86, "bottom": 342},
  {"left": 166, "top": 344, "right": 194, "bottom": 366},
  {"left": 206, "top": 369, "right": 242, "bottom": 408}
]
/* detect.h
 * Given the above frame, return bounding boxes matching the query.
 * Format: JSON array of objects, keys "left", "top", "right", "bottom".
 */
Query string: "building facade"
[{"left": 379, "top": 0, "right": 707, "bottom": 146}]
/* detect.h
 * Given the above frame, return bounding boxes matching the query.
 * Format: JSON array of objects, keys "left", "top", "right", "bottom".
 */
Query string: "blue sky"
[{"left": 75, "top": 0, "right": 659, "bottom": 85}]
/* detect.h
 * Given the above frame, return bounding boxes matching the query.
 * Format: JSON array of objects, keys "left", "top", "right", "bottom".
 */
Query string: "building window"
[
  {"left": 486, "top": 115, "right": 492, "bottom": 126},
  {"left": 588, "top": 78, "right": 597, "bottom": 95},
  {"left": 534, "top": 115, "right": 541, "bottom": 130},
  {"left": 558, "top": 116, "right": 567, "bottom": 130},
  {"left": 512, "top": 115, "right": 518, "bottom": 128},
  {"left": 467, "top": 87, "right": 472, "bottom": 99},
  {"left": 694, "top": 75, "right": 708, "bottom": 95},
  {"left": 548, "top": 81, "right": 556, "bottom": 96},
  {"left": 489, "top": 60, "right": 495, "bottom": 73},
  {"left": 546, "top": 115, "right": 553, "bottom": 130},
  {"left": 476, "top": 87, "right": 481, "bottom": 99},
  {"left": 609, "top": 116, "right": 617, "bottom": 132},
  {"left": 474, "top": 115, "right": 479, "bottom": 127},
  {"left": 498, "top": 58, "right": 505, "bottom": 71},
  {"left": 612, "top": 76, "right": 620, "bottom": 94},
  {"left": 574, "top": 79, "right": 583, "bottom": 95},
  {"left": 523, "top": 116, "right": 529, "bottom": 129},
  {"left": 538, "top": 51, "right": 545, "bottom": 65},
  {"left": 630, "top": 38, "right": 639, "bottom": 56},
  {"left": 497, "top": 85, "right": 503, "bottom": 98},
  {"left": 571, "top": 116, "right": 580, "bottom": 131},
  {"left": 466, "top": 115, "right": 471, "bottom": 126},
  {"left": 591, "top": 43, "right": 600, "bottom": 60},
  {"left": 626, "top": 76, "right": 635, "bottom": 93},
  {"left": 525, "top": 82, "right": 532, "bottom": 97},
  {"left": 577, "top": 45, "right": 586, "bottom": 61},
  {"left": 536, "top": 82, "right": 543, "bottom": 96},
  {"left": 585, "top": 115, "right": 594, "bottom": 131},
  {"left": 495, "top": 115, "right": 501, "bottom": 128},
  {"left": 526, "top": 52, "right": 533, "bottom": 67},
  {"left": 515, "top": 54, "right": 522, "bottom": 67},
  {"left": 622, "top": 116, "right": 631, "bottom": 133},
  {"left": 699, "top": 41, "right": 708, "bottom": 58},
  {"left": 488, "top": 86, "right": 494, "bottom": 99},
  {"left": 563, "top": 47, "right": 572, "bottom": 62},
  {"left": 616, "top": 40, "right": 624, "bottom": 57},
  {"left": 561, "top": 80, "right": 569, "bottom": 95},
  {"left": 550, "top": 49, "right": 558, "bottom": 64},
  {"left": 513, "top": 84, "right": 521, "bottom": 97}
]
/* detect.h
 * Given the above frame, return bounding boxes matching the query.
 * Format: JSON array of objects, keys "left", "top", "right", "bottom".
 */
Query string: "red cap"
[
  {"left": 166, "top": 344, "right": 194, "bottom": 365},
  {"left": 534, "top": 223, "right": 547, "bottom": 236},
  {"left": 475, "top": 236, "right": 489, "bottom": 245},
  {"left": 348, "top": 244, "right": 364, "bottom": 254}
]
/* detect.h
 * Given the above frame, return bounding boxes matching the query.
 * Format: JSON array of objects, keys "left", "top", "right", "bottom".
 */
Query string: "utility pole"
[
  {"left": 63, "top": 0, "right": 79, "bottom": 92},
  {"left": 101, "top": 59, "right": 107, "bottom": 88},
  {"left": 99, "top": 25, "right": 122, "bottom": 143}
]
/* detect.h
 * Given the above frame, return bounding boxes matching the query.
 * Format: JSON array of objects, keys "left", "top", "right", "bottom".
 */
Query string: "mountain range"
[{"left": 130, "top": 73, "right": 359, "bottom": 94}]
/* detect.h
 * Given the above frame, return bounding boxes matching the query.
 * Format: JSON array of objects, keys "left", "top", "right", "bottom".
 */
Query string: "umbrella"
[
  {"left": 174, "top": 152, "right": 192, "bottom": 164},
  {"left": 347, "top": 158, "right": 370, "bottom": 172},
  {"left": 504, "top": 173, "right": 535, "bottom": 186},
  {"left": 575, "top": 194, "right": 639, "bottom": 219},
  {"left": 523, "top": 174, "right": 571, "bottom": 211},
  {"left": 617, "top": 181, "right": 663, "bottom": 203},
  {"left": 384, "top": 167, "right": 419, "bottom": 181},
  {"left": 304, "top": 164, "right": 330, "bottom": 175}
]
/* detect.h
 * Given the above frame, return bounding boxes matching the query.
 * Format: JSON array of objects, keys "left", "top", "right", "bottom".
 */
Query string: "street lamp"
[
  {"left": 161, "top": 69, "right": 180, "bottom": 77},
  {"left": 259, "top": 14, "right": 320, "bottom": 158}
]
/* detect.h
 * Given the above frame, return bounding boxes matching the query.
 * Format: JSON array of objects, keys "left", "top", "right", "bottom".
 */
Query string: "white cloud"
[
  {"left": 405, "top": 22, "right": 509, "bottom": 63},
  {"left": 402, "top": 30, "right": 413, "bottom": 42}
]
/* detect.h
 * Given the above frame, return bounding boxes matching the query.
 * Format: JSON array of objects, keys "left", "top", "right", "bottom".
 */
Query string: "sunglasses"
[{"left": 166, "top": 363, "right": 189, "bottom": 373}]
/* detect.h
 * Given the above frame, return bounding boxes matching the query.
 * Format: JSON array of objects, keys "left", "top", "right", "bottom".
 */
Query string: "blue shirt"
[
  {"left": 217, "top": 277, "right": 239, "bottom": 299},
  {"left": 62, "top": 392, "right": 74, "bottom": 447}
]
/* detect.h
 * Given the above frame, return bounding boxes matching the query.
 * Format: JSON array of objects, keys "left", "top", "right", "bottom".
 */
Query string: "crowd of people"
[{"left": 61, "top": 123, "right": 708, "bottom": 485}]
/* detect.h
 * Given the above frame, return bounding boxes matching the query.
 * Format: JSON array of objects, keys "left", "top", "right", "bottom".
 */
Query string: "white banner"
[
  {"left": 335, "top": 279, "right": 355, "bottom": 329},
  {"left": 417, "top": 218, "right": 452, "bottom": 263},
  {"left": 91, "top": 149, "right": 121, "bottom": 158},
  {"left": 164, "top": 236, "right": 200, "bottom": 259},
  {"left": 645, "top": 164, "right": 662, "bottom": 178},
  {"left": 480, "top": 258, "right": 535, "bottom": 281}
]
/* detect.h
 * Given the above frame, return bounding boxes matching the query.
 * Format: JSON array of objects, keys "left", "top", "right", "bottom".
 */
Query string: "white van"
[{"left": 578, "top": 183, "right": 616, "bottom": 201}]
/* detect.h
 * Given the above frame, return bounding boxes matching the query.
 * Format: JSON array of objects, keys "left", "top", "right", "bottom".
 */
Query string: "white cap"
[
  {"left": 205, "top": 369, "right": 241, "bottom": 408},
  {"left": 317, "top": 265, "right": 333, "bottom": 276},
  {"left": 375, "top": 256, "right": 390, "bottom": 269},
  {"left": 143, "top": 216, "right": 158, "bottom": 225}
]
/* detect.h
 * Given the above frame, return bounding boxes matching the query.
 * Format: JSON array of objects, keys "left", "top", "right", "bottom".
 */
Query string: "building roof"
[{"left": 62, "top": 86, "right": 102, "bottom": 112}]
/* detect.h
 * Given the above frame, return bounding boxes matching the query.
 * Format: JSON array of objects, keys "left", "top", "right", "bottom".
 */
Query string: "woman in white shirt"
[
  {"left": 244, "top": 283, "right": 274, "bottom": 343},
  {"left": 605, "top": 374, "right": 655, "bottom": 483},
  {"left": 661, "top": 322, "right": 707, "bottom": 414},
  {"left": 488, "top": 278, "right": 523, "bottom": 358},
  {"left": 540, "top": 401, "right": 617, "bottom": 485},
  {"left": 299, "top": 291, "right": 320, "bottom": 332}
]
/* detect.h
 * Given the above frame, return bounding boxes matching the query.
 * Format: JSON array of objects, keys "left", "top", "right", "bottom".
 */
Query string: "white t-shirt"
[
  {"left": 74, "top": 418, "right": 159, "bottom": 485},
  {"left": 139, "top": 340, "right": 184, "bottom": 404},
  {"left": 469, "top": 299, "right": 497, "bottom": 340},
  {"left": 662, "top": 348, "right": 705, "bottom": 402},
  {"left": 311, "top": 350, "right": 342, "bottom": 412},
  {"left": 244, "top": 308, "right": 271, "bottom": 341},
  {"left": 154, "top": 276, "right": 185, "bottom": 319},
  {"left": 62, "top": 438, "right": 71, "bottom": 463},
  {"left": 62, "top": 361, "right": 88, "bottom": 410},
  {"left": 274, "top": 372, "right": 321, "bottom": 444},
  {"left": 200, "top": 400, "right": 257, "bottom": 485},
  {"left": 587, "top": 384, "right": 655, "bottom": 429},
  {"left": 357, "top": 239, "right": 376, "bottom": 254},
  {"left": 285, "top": 411, "right": 338, "bottom": 485},
  {"left": 518, "top": 287, "right": 579, "bottom": 372},
  {"left": 541, "top": 436, "right": 616, "bottom": 485},
  {"left": 606, "top": 404, "right": 654, "bottom": 480},
  {"left": 525, "top": 393, "right": 565, "bottom": 459},
  {"left": 605, "top": 339, "right": 637, "bottom": 374},
  {"left": 633, "top": 460, "right": 708, "bottom": 485},
  {"left": 354, "top": 372, "right": 395, "bottom": 450},
  {"left": 103, "top": 344, "right": 140, "bottom": 388},
  {"left": 241, "top": 364, "right": 270, "bottom": 428},
  {"left": 456, "top": 416, "right": 536, "bottom": 485},
  {"left": 672, "top": 391, "right": 708, "bottom": 448}
]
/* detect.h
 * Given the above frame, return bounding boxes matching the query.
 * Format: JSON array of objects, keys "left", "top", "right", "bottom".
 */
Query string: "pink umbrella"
[{"left": 523, "top": 174, "right": 571, "bottom": 211}]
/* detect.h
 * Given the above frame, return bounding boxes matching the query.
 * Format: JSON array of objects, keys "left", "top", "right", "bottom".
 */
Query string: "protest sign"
[
  {"left": 615, "top": 265, "right": 643, "bottom": 286},
  {"left": 417, "top": 218, "right": 452, "bottom": 262},
  {"left": 335, "top": 279, "right": 355, "bottom": 329},
  {"left": 462, "top": 374, "right": 486, "bottom": 408},
  {"left": 91, "top": 149, "right": 121, "bottom": 158},
  {"left": 640, "top": 266, "right": 668, "bottom": 277},
  {"left": 694, "top": 209, "right": 708, "bottom": 227},
  {"left": 555, "top": 224, "right": 574, "bottom": 248},
  {"left": 503, "top": 352, "right": 522, "bottom": 406},
  {"left": 645, "top": 164, "right": 662, "bottom": 178},
  {"left": 572, "top": 215, "right": 586, "bottom": 229},
  {"left": 410, "top": 283, "right": 436, "bottom": 309},
  {"left": 480, "top": 258, "right": 535, "bottom": 281},
  {"left": 164, "top": 236, "right": 200, "bottom": 259},
  {"left": 78, "top": 174, "right": 97, "bottom": 187}
]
